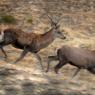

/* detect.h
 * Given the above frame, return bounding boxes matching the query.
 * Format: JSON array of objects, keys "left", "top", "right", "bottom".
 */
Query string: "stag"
[
  {"left": 0, "top": 16, "right": 66, "bottom": 69},
  {"left": 46, "top": 45, "right": 95, "bottom": 77}
]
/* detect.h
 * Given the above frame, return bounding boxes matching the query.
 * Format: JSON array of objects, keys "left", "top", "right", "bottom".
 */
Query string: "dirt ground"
[
  {"left": 0, "top": 0, "right": 95, "bottom": 95},
  {"left": 0, "top": 44, "right": 95, "bottom": 95}
]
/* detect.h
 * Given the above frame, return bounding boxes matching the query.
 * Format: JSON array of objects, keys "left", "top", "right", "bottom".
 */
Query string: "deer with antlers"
[{"left": 0, "top": 15, "right": 66, "bottom": 70}]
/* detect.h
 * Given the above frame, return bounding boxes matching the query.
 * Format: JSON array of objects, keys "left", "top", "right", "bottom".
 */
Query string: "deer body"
[
  {"left": 46, "top": 45, "right": 95, "bottom": 76},
  {"left": 58, "top": 46, "right": 95, "bottom": 68},
  {"left": 3, "top": 28, "right": 36, "bottom": 45},
  {"left": 28, "top": 28, "right": 56, "bottom": 53},
  {"left": 0, "top": 21, "right": 65, "bottom": 66}
]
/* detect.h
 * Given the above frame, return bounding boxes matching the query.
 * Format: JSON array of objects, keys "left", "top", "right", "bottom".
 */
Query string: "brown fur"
[
  {"left": 3, "top": 28, "right": 37, "bottom": 45},
  {"left": 46, "top": 45, "right": 95, "bottom": 75},
  {"left": 0, "top": 22, "right": 65, "bottom": 65},
  {"left": 29, "top": 28, "right": 55, "bottom": 52},
  {"left": 2, "top": 26, "right": 62, "bottom": 50}
]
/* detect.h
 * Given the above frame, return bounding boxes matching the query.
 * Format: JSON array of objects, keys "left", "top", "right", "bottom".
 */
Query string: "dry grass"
[{"left": 0, "top": 29, "right": 95, "bottom": 94}]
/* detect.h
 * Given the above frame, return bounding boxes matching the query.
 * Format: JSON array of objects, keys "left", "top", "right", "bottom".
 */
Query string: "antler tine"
[
  {"left": 56, "top": 16, "right": 63, "bottom": 25},
  {"left": 46, "top": 14, "right": 54, "bottom": 24},
  {"left": 37, "top": 0, "right": 55, "bottom": 26},
  {"left": 37, "top": 0, "right": 55, "bottom": 25},
  {"left": 43, "top": 8, "right": 55, "bottom": 25}
]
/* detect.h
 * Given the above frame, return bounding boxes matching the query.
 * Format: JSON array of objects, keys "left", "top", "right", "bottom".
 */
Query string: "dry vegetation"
[{"left": 0, "top": 0, "right": 95, "bottom": 95}]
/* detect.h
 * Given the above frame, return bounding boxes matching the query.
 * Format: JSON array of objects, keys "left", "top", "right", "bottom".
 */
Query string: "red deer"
[
  {"left": 0, "top": 16, "right": 66, "bottom": 70},
  {"left": 46, "top": 45, "right": 95, "bottom": 77}
]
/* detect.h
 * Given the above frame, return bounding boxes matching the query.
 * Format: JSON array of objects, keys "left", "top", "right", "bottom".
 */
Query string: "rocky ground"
[{"left": 0, "top": 0, "right": 95, "bottom": 95}]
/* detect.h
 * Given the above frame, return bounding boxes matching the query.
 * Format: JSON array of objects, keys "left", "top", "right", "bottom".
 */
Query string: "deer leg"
[
  {"left": 54, "top": 61, "right": 67, "bottom": 74},
  {"left": 72, "top": 68, "right": 81, "bottom": 78},
  {"left": 87, "top": 63, "right": 95, "bottom": 74},
  {"left": 0, "top": 47, "right": 7, "bottom": 58},
  {"left": 13, "top": 47, "right": 29, "bottom": 64},
  {"left": 32, "top": 53, "right": 44, "bottom": 71},
  {"left": 87, "top": 67, "right": 95, "bottom": 74},
  {"left": 0, "top": 44, "right": 7, "bottom": 59},
  {"left": 46, "top": 55, "right": 58, "bottom": 72}
]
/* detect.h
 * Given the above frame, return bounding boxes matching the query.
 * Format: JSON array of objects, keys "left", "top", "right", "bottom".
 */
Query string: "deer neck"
[
  {"left": 44, "top": 28, "right": 56, "bottom": 41},
  {"left": 37, "top": 28, "right": 55, "bottom": 49}
]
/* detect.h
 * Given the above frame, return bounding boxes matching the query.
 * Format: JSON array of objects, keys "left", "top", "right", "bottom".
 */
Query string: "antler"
[
  {"left": 42, "top": 7, "right": 55, "bottom": 26},
  {"left": 46, "top": 14, "right": 54, "bottom": 24},
  {"left": 45, "top": 12, "right": 63, "bottom": 27},
  {"left": 38, "top": 0, "right": 63, "bottom": 27},
  {"left": 38, "top": 1, "right": 55, "bottom": 25},
  {"left": 55, "top": 13, "right": 63, "bottom": 26}
]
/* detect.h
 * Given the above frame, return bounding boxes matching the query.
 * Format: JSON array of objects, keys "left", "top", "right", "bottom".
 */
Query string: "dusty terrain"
[
  {"left": 0, "top": 0, "right": 95, "bottom": 95},
  {"left": 0, "top": 46, "right": 95, "bottom": 95}
]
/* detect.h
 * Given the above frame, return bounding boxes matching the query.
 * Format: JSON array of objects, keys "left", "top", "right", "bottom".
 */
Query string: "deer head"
[{"left": 47, "top": 14, "right": 66, "bottom": 39}]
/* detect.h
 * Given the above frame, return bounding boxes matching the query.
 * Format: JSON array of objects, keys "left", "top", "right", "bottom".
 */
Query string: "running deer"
[
  {"left": 0, "top": 15, "right": 66, "bottom": 70},
  {"left": 46, "top": 45, "right": 95, "bottom": 77}
]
